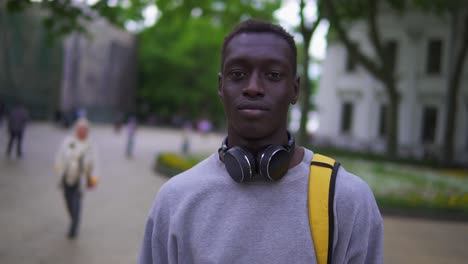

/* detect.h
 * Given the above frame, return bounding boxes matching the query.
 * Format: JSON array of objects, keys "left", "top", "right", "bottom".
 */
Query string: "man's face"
[{"left": 219, "top": 32, "right": 299, "bottom": 144}]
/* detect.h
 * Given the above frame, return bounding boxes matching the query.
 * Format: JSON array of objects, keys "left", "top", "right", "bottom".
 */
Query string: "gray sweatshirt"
[{"left": 139, "top": 149, "right": 383, "bottom": 264}]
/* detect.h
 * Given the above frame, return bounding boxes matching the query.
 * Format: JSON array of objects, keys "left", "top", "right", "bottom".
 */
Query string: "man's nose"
[{"left": 242, "top": 73, "right": 264, "bottom": 97}]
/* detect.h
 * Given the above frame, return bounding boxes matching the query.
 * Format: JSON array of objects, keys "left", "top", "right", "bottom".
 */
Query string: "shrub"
[{"left": 154, "top": 152, "right": 202, "bottom": 177}]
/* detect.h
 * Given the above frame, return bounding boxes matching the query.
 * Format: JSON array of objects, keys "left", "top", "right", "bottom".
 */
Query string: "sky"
[{"left": 274, "top": 0, "right": 329, "bottom": 60}]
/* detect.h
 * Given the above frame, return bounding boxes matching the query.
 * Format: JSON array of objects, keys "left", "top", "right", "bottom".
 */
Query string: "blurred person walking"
[
  {"left": 5, "top": 103, "right": 29, "bottom": 159},
  {"left": 197, "top": 117, "right": 212, "bottom": 135},
  {"left": 181, "top": 120, "right": 192, "bottom": 155},
  {"left": 0, "top": 100, "right": 5, "bottom": 140},
  {"left": 126, "top": 116, "right": 137, "bottom": 158},
  {"left": 113, "top": 112, "right": 125, "bottom": 134},
  {"left": 0, "top": 100, "right": 5, "bottom": 126},
  {"left": 55, "top": 118, "right": 97, "bottom": 239}
]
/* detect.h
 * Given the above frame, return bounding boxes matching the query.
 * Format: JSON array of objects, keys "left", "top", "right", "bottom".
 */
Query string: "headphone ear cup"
[
  {"left": 258, "top": 145, "right": 290, "bottom": 181},
  {"left": 223, "top": 146, "right": 256, "bottom": 183}
]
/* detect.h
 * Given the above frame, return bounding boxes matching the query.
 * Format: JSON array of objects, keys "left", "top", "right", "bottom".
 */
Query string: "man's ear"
[
  {"left": 218, "top": 72, "right": 223, "bottom": 98},
  {"left": 291, "top": 76, "right": 300, "bottom": 105}
]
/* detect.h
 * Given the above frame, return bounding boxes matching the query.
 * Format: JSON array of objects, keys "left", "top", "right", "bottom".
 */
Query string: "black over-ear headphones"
[{"left": 218, "top": 132, "right": 295, "bottom": 183}]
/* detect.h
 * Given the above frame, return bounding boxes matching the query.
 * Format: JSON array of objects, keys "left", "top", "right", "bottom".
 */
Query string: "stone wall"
[
  {"left": 0, "top": 4, "right": 137, "bottom": 122},
  {"left": 0, "top": 5, "right": 62, "bottom": 119}
]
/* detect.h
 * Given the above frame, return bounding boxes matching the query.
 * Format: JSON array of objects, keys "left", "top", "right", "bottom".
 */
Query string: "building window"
[
  {"left": 385, "top": 40, "right": 398, "bottom": 72},
  {"left": 340, "top": 102, "right": 353, "bottom": 133},
  {"left": 346, "top": 52, "right": 356, "bottom": 72},
  {"left": 378, "top": 105, "right": 387, "bottom": 137},
  {"left": 426, "top": 39, "right": 443, "bottom": 74},
  {"left": 421, "top": 106, "right": 438, "bottom": 143}
]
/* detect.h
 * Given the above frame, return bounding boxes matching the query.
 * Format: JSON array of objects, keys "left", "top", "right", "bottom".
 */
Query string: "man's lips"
[
  {"left": 237, "top": 102, "right": 269, "bottom": 111},
  {"left": 236, "top": 102, "right": 269, "bottom": 118}
]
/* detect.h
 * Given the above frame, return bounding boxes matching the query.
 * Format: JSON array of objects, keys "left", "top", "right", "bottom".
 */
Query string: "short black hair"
[{"left": 221, "top": 19, "right": 297, "bottom": 75}]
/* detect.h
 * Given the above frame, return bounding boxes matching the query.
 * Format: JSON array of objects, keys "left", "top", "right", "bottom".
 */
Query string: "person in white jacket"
[{"left": 55, "top": 117, "right": 96, "bottom": 239}]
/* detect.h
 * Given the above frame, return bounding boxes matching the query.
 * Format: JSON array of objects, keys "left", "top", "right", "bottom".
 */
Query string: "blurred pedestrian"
[
  {"left": 197, "top": 118, "right": 212, "bottom": 135},
  {"left": 55, "top": 118, "right": 97, "bottom": 239},
  {"left": 126, "top": 116, "right": 137, "bottom": 158},
  {"left": 6, "top": 103, "right": 29, "bottom": 159},
  {"left": 181, "top": 120, "right": 192, "bottom": 155},
  {"left": 0, "top": 99, "right": 5, "bottom": 127},
  {"left": 76, "top": 108, "right": 87, "bottom": 119},
  {"left": 113, "top": 112, "right": 125, "bottom": 134},
  {"left": 0, "top": 100, "right": 4, "bottom": 141}
]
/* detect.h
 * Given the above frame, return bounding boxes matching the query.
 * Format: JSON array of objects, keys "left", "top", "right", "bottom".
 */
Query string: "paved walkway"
[{"left": 0, "top": 123, "right": 467, "bottom": 264}]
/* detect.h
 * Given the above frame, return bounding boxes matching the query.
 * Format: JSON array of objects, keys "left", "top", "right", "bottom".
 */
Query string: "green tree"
[
  {"left": 137, "top": 0, "right": 281, "bottom": 125},
  {"left": 138, "top": 16, "right": 226, "bottom": 123}
]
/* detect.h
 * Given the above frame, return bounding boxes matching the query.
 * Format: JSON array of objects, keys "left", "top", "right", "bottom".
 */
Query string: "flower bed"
[
  {"left": 154, "top": 152, "right": 201, "bottom": 177},
  {"left": 338, "top": 157, "right": 468, "bottom": 219}
]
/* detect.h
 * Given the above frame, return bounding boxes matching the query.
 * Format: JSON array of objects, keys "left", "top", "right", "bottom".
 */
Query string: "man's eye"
[
  {"left": 228, "top": 71, "right": 247, "bottom": 80},
  {"left": 266, "top": 72, "right": 281, "bottom": 81}
]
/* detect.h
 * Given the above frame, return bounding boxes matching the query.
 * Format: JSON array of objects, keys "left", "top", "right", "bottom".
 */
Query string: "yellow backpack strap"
[{"left": 308, "top": 153, "right": 340, "bottom": 264}]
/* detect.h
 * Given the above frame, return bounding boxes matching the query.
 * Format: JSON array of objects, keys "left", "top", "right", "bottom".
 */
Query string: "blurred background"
[{"left": 0, "top": 0, "right": 467, "bottom": 263}]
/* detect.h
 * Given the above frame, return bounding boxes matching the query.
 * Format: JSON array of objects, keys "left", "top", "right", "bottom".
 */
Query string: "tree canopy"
[
  {"left": 5, "top": 0, "right": 151, "bottom": 37},
  {"left": 137, "top": 0, "right": 281, "bottom": 126}
]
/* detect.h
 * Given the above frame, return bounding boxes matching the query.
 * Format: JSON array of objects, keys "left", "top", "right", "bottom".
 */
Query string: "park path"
[{"left": 0, "top": 122, "right": 466, "bottom": 264}]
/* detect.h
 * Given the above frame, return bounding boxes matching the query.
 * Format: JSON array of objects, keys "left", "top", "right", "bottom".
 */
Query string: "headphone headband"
[{"left": 218, "top": 132, "right": 295, "bottom": 157}]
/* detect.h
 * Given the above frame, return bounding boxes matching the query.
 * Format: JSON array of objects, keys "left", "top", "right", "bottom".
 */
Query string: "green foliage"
[
  {"left": 138, "top": 16, "right": 224, "bottom": 122},
  {"left": 410, "top": 0, "right": 465, "bottom": 14},
  {"left": 327, "top": 0, "right": 369, "bottom": 19},
  {"left": 6, "top": 0, "right": 29, "bottom": 12},
  {"left": 137, "top": 0, "right": 281, "bottom": 124},
  {"left": 5, "top": 0, "right": 150, "bottom": 39},
  {"left": 6, "top": 0, "right": 91, "bottom": 40},
  {"left": 91, "top": 0, "right": 152, "bottom": 27},
  {"left": 154, "top": 152, "right": 201, "bottom": 176}
]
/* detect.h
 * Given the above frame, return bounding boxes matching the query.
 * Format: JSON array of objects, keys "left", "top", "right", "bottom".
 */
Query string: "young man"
[{"left": 139, "top": 19, "right": 383, "bottom": 263}]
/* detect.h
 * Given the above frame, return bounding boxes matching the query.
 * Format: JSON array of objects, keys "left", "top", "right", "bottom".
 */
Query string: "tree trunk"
[
  {"left": 298, "top": 36, "right": 312, "bottom": 146},
  {"left": 297, "top": 0, "right": 321, "bottom": 146},
  {"left": 386, "top": 79, "right": 399, "bottom": 159},
  {"left": 325, "top": 0, "right": 400, "bottom": 158},
  {"left": 443, "top": 10, "right": 468, "bottom": 165}
]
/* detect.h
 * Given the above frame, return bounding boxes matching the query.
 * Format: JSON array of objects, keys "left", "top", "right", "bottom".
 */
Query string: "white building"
[{"left": 316, "top": 8, "right": 468, "bottom": 164}]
